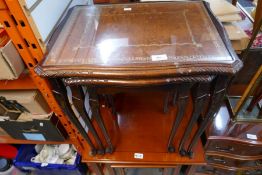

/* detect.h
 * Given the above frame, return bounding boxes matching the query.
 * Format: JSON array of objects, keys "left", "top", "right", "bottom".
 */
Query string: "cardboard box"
[
  {"left": 0, "top": 41, "right": 25, "bottom": 80},
  {"left": 0, "top": 113, "right": 67, "bottom": 141},
  {"left": 0, "top": 90, "right": 50, "bottom": 114},
  {"left": 0, "top": 28, "right": 9, "bottom": 47}
]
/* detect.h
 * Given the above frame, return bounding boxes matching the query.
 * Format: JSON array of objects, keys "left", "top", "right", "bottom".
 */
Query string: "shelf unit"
[
  {"left": 0, "top": 135, "right": 72, "bottom": 145},
  {"left": 0, "top": 0, "right": 87, "bottom": 153},
  {"left": 0, "top": 72, "right": 37, "bottom": 90}
]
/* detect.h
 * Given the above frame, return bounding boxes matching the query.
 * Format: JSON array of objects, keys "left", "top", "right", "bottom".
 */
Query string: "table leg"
[
  {"left": 187, "top": 76, "right": 229, "bottom": 157},
  {"left": 118, "top": 168, "right": 125, "bottom": 175},
  {"left": 178, "top": 83, "right": 209, "bottom": 156},
  {"left": 164, "top": 92, "right": 171, "bottom": 113},
  {"left": 172, "top": 165, "right": 181, "bottom": 175},
  {"left": 88, "top": 87, "right": 114, "bottom": 153},
  {"left": 167, "top": 83, "right": 191, "bottom": 153},
  {"left": 65, "top": 85, "right": 97, "bottom": 155},
  {"left": 107, "top": 94, "right": 117, "bottom": 117},
  {"left": 246, "top": 85, "right": 262, "bottom": 112},
  {"left": 51, "top": 79, "right": 97, "bottom": 155},
  {"left": 71, "top": 86, "right": 105, "bottom": 155},
  {"left": 184, "top": 165, "right": 196, "bottom": 175},
  {"left": 88, "top": 163, "right": 104, "bottom": 175},
  {"left": 105, "top": 164, "right": 117, "bottom": 175},
  {"left": 173, "top": 89, "right": 178, "bottom": 106},
  {"left": 162, "top": 168, "right": 169, "bottom": 175}
]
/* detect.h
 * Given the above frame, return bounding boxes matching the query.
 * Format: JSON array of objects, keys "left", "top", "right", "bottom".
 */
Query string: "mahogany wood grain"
[
  {"left": 206, "top": 105, "right": 262, "bottom": 144},
  {"left": 82, "top": 92, "right": 205, "bottom": 164},
  {"left": 206, "top": 138, "right": 262, "bottom": 159},
  {"left": 193, "top": 165, "right": 262, "bottom": 175},
  {"left": 35, "top": 1, "right": 242, "bottom": 160},
  {"left": 206, "top": 155, "right": 262, "bottom": 170},
  {"left": 37, "top": 1, "right": 241, "bottom": 80}
]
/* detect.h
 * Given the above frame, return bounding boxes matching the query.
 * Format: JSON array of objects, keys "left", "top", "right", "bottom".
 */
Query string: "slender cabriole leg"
[
  {"left": 167, "top": 83, "right": 191, "bottom": 153},
  {"left": 88, "top": 87, "right": 114, "bottom": 153},
  {"left": 51, "top": 79, "right": 97, "bottom": 155},
  {"left": 107, "top": 94, "right": 117, "bottom": 117},
  {"left": 88, "top": 163, "right": 104, "bottom": 175},
  {"left": 164, "top": 92, "right": 171, "bottom": 113},
  {"left": 187, "top": 76, "right": 229, "bottom": 157},
  {"left": 178, "top": 83, "right": 210, "bottom": 156},
  {"left": 71, "top": 86, "right": 105, "bottom": 155},
  {"left": 105, "top": 164, "right": 117, "bottom": 175}
]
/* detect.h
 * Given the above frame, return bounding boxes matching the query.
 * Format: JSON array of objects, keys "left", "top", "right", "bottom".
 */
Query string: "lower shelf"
[
  {"left": 83, "top": 91, "right": 205, "bottom": 165},
  {"left": 0, "top": 72, "right": 37, "bottom": 90}
]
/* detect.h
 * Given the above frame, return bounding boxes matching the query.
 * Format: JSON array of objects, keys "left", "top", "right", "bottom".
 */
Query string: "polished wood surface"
[
  {"left": 82, "top": 91, "right": 205, "bottom": 164},
  {"left": 203, "top": 105, "right": 262, "bottom": 171},
  {"left": 206, "top": 138, "right": 262, "bottom": 159},
  {"left": 206, "top": 105, "right": 262, "bottom": 144},
  {"left": 37, "top": 1, "right": 241, "bottom": 79},
  {"left": 193, "top": 165, "right": 262, "bottom": 175},
  {"left": 206, "top": 155, "right": 262, "bottom": 170}
]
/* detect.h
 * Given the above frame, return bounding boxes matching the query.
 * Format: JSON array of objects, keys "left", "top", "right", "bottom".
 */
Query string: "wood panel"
[{"left": 82, "top": 91, "right": 205, "bottom": 165}]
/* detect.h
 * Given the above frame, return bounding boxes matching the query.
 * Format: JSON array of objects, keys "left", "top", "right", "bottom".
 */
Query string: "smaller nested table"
[{"left": 36, "top": 1, "right": 242, "bottom": 157}]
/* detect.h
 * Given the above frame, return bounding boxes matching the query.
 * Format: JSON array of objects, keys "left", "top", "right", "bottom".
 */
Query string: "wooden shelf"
[
  {"left": 0, "top": 72, "right": 37, "bottom": 90},
  {"left": 82, "top": 91, "right": 205, "bottom": 165},
  {"left": 0, "top": 134, "right": 71, "bottom": 144}
]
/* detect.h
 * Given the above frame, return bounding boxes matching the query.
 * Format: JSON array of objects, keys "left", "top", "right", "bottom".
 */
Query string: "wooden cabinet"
[
  {"left": 206, "top": 139, "right": 262, "bottom": 158},
  {"left": 194, "top": 165, "right": 262, "bottom": 175},
  {"left": 206, "top": 155, "right": 262, "bottom": 170}
]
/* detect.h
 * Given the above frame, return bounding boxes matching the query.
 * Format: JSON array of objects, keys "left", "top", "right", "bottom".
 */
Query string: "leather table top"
[{"left": 36, "top": 1, "right": 242, "bottom": 81}]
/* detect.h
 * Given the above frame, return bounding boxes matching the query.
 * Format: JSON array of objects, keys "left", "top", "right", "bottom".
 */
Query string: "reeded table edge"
[{"left": 63, "top": 75, "right": 215, "bottom": 86}]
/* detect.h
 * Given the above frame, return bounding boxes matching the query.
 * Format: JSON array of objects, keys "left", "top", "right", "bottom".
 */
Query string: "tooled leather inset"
[{"left": 35, "top": 1, "right": 242, "bottom": 79}]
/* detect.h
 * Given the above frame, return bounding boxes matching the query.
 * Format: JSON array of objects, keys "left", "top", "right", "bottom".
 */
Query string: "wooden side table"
[{"left": 36, "top": 1, "right": 242, "bottom": 157}]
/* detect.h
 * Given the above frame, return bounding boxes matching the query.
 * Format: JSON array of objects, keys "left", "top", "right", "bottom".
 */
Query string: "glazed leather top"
[{"left": 36, "top": 1, "right": 242, "bottom": 78}]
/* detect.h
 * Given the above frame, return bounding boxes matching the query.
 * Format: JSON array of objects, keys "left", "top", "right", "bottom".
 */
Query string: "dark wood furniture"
[
  {"left": 36, "top": 1, "right": 242, "bottom": 159},
  {"left": 186, "top": 105, "right": 262, "bottom": 175}
]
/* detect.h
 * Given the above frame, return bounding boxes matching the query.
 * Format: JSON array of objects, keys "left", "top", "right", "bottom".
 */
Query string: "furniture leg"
[
  {"left": 88, "top": 87, "right": 114, "bottom": 153},
  {"left": 51, "top": 79, "right": 97, "bottom": 155},
  {"left": 187, "top": 76, "right": 229, "bottom": 157},
  {"left": 162, "top": 168, "right": 169, "bottom": 175},
  {"left": 88, "top": 163, "right": 104, "bottom": 175},
  {"left": 167, "top": 83, "right": 191, "bottom": 153},
  {"left": 178, "top": 83, "right": 209, "bottom": 156},
  {"left": 173, "top": 89, "right": 178, "bottom": 106},
  {"left": 118, "top": 168, "right": 125, "bottom": 175},
  {"left": 71, "top": 86, "right": 105, "bottom": 155},
  {"left": 105, "top": 164, "right": 117, "bottom": 175},
  {"left": 164, "top": 92, "right": 171, "bottom": 113},
  {"left": 246, "top": 83, "right": 262, "bottom": 112},
  {"left": 107, "top": 94, "right": 117, "bottom": 116},
  {"left": 65, "top": 85, "right": 97, "bottom": 155},
  {"left": 172, "top": 165, "right": 181, "bottom": 175},
  {"left": 184, "top": 165, "right": 196, "bottom": 175}
]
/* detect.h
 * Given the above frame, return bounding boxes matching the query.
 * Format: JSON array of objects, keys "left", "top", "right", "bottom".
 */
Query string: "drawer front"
[
  {"left": 207, "top": 139, "right": 262, "bottom": 157},
  {"left": 196, "top": 165, "right": 262, "bottom": 175},
  {"left": 206, "top": 155, "right": 262, "bottom": 169},
  {"left": 196, "top": 166, "right": 234, "bottom": 175}
]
